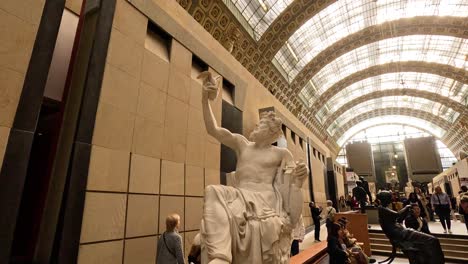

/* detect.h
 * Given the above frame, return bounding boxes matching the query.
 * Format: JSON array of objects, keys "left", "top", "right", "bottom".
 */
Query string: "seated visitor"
[
  {"left": 327, "top": 223, "right": 351, "bottom": 264},
  {"left": 198, "top": 71, "right": 308, "bottom": 264},
  {"left": 157, "top": 214, "right": 185, "bottom": 264},
  {"left": 338, "top": 217, "right": 375, "bottom": 264},
  {"left": 404, "top": 204, "right": 430, "bottom": 234}
]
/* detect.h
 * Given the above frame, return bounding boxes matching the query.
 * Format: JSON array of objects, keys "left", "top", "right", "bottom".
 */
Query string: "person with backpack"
[{"left": 325, "top": 200, "right": 337, "bottom": 231}]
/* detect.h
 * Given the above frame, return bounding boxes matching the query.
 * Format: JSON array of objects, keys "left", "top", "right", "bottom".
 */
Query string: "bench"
[{"left": 290, "top": 241, "right": 327, "bottom": 264}]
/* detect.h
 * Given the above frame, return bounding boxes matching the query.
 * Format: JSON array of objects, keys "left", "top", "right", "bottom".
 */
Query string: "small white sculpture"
[{"left": 198, "top": 71, "right": 309, "bottom": 264}]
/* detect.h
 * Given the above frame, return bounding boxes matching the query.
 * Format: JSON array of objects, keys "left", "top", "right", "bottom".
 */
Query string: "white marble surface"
[{"left": 199, "top": 71, "right": 309, "bottom": 264}]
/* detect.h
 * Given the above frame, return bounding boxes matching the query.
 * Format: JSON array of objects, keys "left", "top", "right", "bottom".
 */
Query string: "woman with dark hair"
[
  {"left": 327, "top": 223, "right": 350, "bottom": 264},
  {"left": 404, "top": 193, "right": 427, "bottom": 219}
]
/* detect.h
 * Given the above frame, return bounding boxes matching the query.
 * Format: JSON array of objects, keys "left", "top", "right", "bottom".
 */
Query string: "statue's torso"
[{"left": 235, "top": 144, "right": 284, "bottom": 210}]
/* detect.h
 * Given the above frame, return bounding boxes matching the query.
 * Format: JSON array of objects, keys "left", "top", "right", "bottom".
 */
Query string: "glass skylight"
[
  {"left": 274, "top": 0, "right": 468, "bottom": 81},
  {"left": 299, "top": 35, "right": 468, "bottom": 105},
  {"left": 225, "top": 0, "right": 293, "bottom": 40},
  {"left": 315, "top": 72, "right": 468, "bottom": 122},
  {"left": 327, "top": 96, "right": 459, "bottom": 136},
  {"left": 336, "top": 116, "right": 446, "bottom": 146}
]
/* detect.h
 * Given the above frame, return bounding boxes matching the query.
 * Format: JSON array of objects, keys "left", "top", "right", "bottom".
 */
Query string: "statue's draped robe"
[{"left": 201, "top": 185, "right": 292, "bottom": 264}]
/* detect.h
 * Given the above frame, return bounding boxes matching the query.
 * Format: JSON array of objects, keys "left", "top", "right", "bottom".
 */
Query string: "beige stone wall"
[
  {"left": 310, "top": 150, "right": 328, "bottom": 209},
  {"left": 336, "top": 167, "right": 345, "bottom": 200},
  {"left": 76, "top": 0, "right": 332, "bottom": 262},
  {"left": 76, "top": 0, "right": 223, "bottom": 262},
  {"left": 0, "top": 0, "right": 45, "bottom": 166}
]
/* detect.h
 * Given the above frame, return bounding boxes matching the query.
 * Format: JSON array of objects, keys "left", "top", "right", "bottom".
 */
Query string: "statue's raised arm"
[
  {"left": 198, "top": 71, "right": 309, "bottom": 264},
  {"left": 198, "top": 71, "right": 246, "bottom": 153}
]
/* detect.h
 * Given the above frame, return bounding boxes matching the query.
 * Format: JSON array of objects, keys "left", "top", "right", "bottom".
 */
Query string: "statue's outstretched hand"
[
  {"left": 292, "top": 161, "right": 308, "bottom": 187},
  {"left": 197, "top": 71, "right": 221, "bottom": 100}
]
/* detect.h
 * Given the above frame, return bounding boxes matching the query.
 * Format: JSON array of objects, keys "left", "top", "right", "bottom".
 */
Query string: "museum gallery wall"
[{"left": 0, "top": 0, "right": 333, "bottom": 263}]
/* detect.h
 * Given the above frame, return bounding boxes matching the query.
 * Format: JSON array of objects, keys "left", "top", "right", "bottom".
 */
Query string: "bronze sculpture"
[{"left": 376, "top": 191, "right": 444, "bottom": 264}]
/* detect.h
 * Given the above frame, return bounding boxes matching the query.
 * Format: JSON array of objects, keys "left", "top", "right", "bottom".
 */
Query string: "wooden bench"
[{"left": 290, "top": 241, "right": 327, "bottom": 264}]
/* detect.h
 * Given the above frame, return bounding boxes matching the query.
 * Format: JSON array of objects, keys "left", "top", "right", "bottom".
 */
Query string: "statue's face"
[{"left": 249, "top": 120, "right": 276, "bottom": 143}]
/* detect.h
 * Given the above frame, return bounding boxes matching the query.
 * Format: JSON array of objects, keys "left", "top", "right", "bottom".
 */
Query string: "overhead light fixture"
[
  {"left": 391, "top": 172, "right": 395, "bottom": 176},
  {"left": 257, "top": 0, "right": 268, "bottom": 12},
  {"left": 286, "top": 41, "right": 299, "bottom": 62},
  {"left": 392, "top": 165, "right": 396, "bottom": 169},
  {"left": 394, "top": 154, "right": 398, "bottom": 158}
]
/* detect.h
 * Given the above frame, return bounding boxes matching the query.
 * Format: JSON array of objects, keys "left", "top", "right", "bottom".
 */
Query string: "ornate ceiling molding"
[
  {"left": 442, "top": 114, "right": 468, "bottom": 155},
  {"left": 311, "top": 62, "right": 468, "bottom": 113},
  {"left": 257, "top": 0, "right": 335, "bottom": 60},
  {"left": 289, "top": 17, "right": 468, "bottom": 94},
  {"left": 175, "top": 1, "right": 467, "bottom": 156},
  {"left": 323, "top": 89, "right": 466, "bottom": 127},
  {"left": 333, "top": 107, "right": 452, "bottom": 140}
]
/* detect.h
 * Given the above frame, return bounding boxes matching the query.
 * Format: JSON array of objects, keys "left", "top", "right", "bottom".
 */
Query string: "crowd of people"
[{"left": 157, "top": 183, "right": 468, "bottom": 264}]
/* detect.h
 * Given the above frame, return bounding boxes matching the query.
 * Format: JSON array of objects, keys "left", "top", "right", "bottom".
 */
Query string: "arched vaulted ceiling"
[
  {"left": 336, "top": 118, "right": 446, "bottom": 147},
  {"left": 323, "top": 90, "right": 467, "bottom": 127},
  {"left": 177, "top": 0, "right": 468, "bottom": 155},
  {"left": 333, "top": 108, "right": 452, "bottom": 140}
]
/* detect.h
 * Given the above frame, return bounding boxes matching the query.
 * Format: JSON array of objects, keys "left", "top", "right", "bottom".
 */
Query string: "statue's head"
[
  {"left": 356, "top": 181, "right": 363, "bottom": 187},
  {"left": 250, "top": 111, "right": 283, "bottom": 144},
  {"left": 377, "top": 191, "right": 392, "bottom": 207},
  {"left": 359, "top": 176, "right": 365, "bottom": 182}
]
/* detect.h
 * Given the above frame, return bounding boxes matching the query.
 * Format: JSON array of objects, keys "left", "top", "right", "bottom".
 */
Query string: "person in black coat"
[
  {"left": 353, "top": 181, "right": 368, "bottom": 213},
  {"left": 404, "top": 203, "right": 431, "bottom": 234},
  {"left": 309, "top": 201, "right": 323, "bottom": 242},
  {"left": 327, "top": 223, "right": 350, "bottom": 264}
]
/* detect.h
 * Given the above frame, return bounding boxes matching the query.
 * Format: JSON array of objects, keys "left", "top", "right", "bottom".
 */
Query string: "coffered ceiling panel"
[
  {"left": 315, "top": 72, "right": 468, "bottom": 122},
  {"left": 336, "top": 116, "right": 446, "bottom": 146},
  {"left": 298, "top": 35, "right": 468, "bottom": 107},
  {"left": 326, "top": 96, "right": 459, "bottom": 136},
  {"left": 223, "top": 0, "right": 294, "bottom": 40},
  {"left": 274, "top": 0, "right": 468, "bottom": 82},
  {"left": 177, "top": 0, "right": 468, "bottom": 155},
  {"left": 335, "top": 109, "right": 452, "bottom": 146}
]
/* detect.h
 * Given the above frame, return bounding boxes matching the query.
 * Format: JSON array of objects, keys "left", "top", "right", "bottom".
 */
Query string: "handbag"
[{"left": 434, "top": 194, "right": 450, "bottom": 213}]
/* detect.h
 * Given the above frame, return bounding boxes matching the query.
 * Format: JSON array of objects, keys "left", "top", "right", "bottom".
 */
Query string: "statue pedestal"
[{"left": 335, "top": 211, "right": 372, "bottom": 256}]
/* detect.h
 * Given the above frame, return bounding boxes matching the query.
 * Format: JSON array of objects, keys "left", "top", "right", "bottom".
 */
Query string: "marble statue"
[
  {"left": 376, "top": 191, "right": 444, "bottom": 264},
  {"left": 197, "top": 71, "right": 308, "bottom": 264}
]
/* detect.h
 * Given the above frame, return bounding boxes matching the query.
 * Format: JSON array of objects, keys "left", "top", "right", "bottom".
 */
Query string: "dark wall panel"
[{"left": 220, "top": 100, "right": 243, "bottom": 184}]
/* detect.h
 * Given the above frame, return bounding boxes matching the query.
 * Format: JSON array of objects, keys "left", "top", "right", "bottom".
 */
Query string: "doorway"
[{"left": 9, "top": 8, "right": 80, "bottom": 263}]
